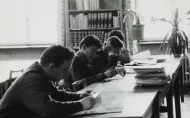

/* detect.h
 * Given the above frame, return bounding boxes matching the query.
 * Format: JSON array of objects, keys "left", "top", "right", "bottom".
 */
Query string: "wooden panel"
[{"left": 100, "top": 0, "right": 120, "bottom": 9}]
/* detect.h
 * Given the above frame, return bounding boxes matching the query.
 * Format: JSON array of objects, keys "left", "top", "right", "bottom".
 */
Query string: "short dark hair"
[
  {"left": 40, "top": 45, "right": 75, "bottom": 68},
  {"left": 104, "top": 36, "right": 123, "bottom": 49},
  {"left": 108, "top": 30, "right": 125, "bottom": 42},
  {"left": 79, "top": 35, "right": 102, "bottom": 49}
]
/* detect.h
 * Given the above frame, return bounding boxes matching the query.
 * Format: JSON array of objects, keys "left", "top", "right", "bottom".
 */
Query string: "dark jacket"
[
  {"left": 69, "top": 51, "right": 106, "bottom": 88},
  {"left": 0, "top": 62, "right": 83, "bottom": 118},
  {"left": 91, "top": 48, "right": 131, "bottom": 67},
  {"left": 118, "top": 47, "right": 131, "bottom": 65},
  {"left": 91, "top": 49, "right": 119, "bottom": 69}
]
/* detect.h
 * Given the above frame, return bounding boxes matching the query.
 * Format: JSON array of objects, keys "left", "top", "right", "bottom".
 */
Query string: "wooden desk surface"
[
  {"left": 76, "top": 74, "right": 158, "bottom": 118},
  {"left": 72, "top": 55, "right": 183, "bottom": 118}
]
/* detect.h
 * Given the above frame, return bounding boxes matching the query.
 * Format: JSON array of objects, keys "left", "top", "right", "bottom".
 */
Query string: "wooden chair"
[
  {"left": 9, "top": 69, "right": 24, "bottom": 79},
  {"left": 72, "top": 79, "right": 87, "bottom": 92}
]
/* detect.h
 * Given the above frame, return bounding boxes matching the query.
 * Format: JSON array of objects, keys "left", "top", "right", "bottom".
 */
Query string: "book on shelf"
[
  {"left": 69, "top": 30, "right": 109, "bottom": 48},
  {"left": 67, "top": 0, "right": 122, "bottom": 49},
  {"left": 98, "top": 13, "right": 101, "bottom": 28},
  {"left": 69, "top": 12, "right": 119, "bottom": 29},
  {"left": 88, "top": 13, "right": 92, "bottom": 28},
  {"left": 113, "top": 16, "right": 119, "bottom": 28},
  {"left": 69, "top": 0, "right": 100, "bottom": 10},
  {"left": 108, "top": 12, "right": 112, "bottom": 28}
]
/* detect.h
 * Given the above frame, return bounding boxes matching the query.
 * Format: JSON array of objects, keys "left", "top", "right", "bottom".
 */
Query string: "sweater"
[
  {"left": 69, "top": 51, "right": 106, "bottom": 88},
  {"left": 0, "top": 62, "right": 83, "bottom": 118}
]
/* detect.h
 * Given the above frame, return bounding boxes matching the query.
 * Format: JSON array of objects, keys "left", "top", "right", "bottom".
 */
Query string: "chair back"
[{"left": 9, "top": 69, "right": 24, "bottom": 79}]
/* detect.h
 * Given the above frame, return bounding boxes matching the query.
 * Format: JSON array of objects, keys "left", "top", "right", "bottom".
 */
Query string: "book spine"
[
  {"left": 108, "top": 12, "right": 113, "bottom": 28},
  {"left": 104, "top": 13, "right": 108, "bottom": 28},
  {"left": 100, "top": 13, "right": 104, "bottom": 28}
]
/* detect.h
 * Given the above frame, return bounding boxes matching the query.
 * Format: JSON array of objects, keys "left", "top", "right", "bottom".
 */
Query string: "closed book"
[
  {"left": 69, "top": 32, "right": 74, "bottom": 47},
  {"left": 94, "top": 13, "right": 98, "bottom": 29},
  {"left": 100, "top": 13, "right": 104, "bottom": 28},
  {"left": 108, "top": 12, "right": 112, "bottom": 28},
  {"left": 91, "top": 13, "right": 95, "bottom": 29},
  {"left": 97, "top": 13, "right": 101, "bottom": 28},
  {"left": 73, "top": 31, "right": 77, "bottom": 48},
  {"left": 104, "top": 13, "right": 108, "bottom": 28},
  {"left": 88, "top": 13, "right": 92, "bottom": 29}
]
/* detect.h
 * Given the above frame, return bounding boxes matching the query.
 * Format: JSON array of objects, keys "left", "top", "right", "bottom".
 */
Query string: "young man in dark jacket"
[
  {"left": 69, "top": 35, "right": 116, "bottom": 90},
  {"left": 0, "top": 45, "right": 95, "bottom": 118},
  {"left": 91, "top": 36, "right": 127, "bottom": 77},
  {"left": 107, "top": 29, "right": 131, "bottom": 64}
]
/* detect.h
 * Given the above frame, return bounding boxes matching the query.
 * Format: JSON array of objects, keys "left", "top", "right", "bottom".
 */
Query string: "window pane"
[
  {"left": 0, "top": 0, "right": 58, "bottom": 46},
  {"left": 136, "top": 0, "right": 173, "bottom": 39},
  {"left": 0, "top": 0, "right": 26, "bottom": 45},
  {"left": 27, "top": 0, "right": 58, "bottom": 44},
  {"left": 173, "top": 0, "right": 190, "bottom": 38}
]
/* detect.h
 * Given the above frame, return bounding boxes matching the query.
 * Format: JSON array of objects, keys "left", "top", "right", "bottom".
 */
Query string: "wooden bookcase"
[{"left": 64, "top": 0, "right": 123, "bottom": 49}]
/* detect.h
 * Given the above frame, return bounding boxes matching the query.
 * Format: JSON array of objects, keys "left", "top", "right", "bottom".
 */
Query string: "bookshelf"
[{"left": 64, "top": 0, "right": 123, "bottom": 49}]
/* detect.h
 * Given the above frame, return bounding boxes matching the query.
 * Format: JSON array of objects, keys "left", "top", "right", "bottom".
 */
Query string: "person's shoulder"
[
  {"left": 73, "top": 51, "right": 88, "bottom": 63},
  {"left": 95, "top": 49, "right": 105, "bottom": 57},
  {"left": 20, "top": 72, "right": 45, "bottom": 86}
]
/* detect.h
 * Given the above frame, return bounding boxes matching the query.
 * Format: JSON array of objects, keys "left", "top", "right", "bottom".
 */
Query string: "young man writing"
[
  {"left": 69, "top": 35, "right": 117, "bottom": 90},
  {"left": 0, "top": 45, "right": 95, "bottom": 118}
]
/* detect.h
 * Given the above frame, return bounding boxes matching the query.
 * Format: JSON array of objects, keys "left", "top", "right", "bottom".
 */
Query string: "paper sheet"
[
  {"left": 90, "top": 84, "right": 104, "bottom": 99},
  {"left": 132, "top": 50, "right": 151, "bottom": 60}
]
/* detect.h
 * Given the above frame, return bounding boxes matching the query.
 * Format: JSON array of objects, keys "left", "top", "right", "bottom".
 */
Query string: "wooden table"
[
  {"left": 68, "top": 55, "right": 184, "bottom": 118},
  {"left": 153, "top": 55, "right": 184, "bottom": 118}
]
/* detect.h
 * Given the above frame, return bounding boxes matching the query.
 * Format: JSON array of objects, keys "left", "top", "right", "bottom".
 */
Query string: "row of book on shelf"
[
  {"left": 69, "top": 30, "right": 110, "bottom": 49},
  {"left": 69, "top": 0, "right": 100, "bottom": 10},
  {"left": 69, "top": 12, "right": 119, "bottom": 29}
]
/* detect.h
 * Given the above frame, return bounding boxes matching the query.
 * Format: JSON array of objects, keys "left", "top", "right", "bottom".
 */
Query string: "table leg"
[
  {"left": 179, "top": 69, "right": 184, "bottom": 102},
  {"left": 174, "top": 78, "right": 181, "bottom": 118},
  {"left": 180, "top": 59, "right": 185, "bottom": 102},
  {"left": 166, "top": 86, "right": 173, "bottom": 118},
  {"left": 152, "top": 92, "right": 160, "bottom": 118}
]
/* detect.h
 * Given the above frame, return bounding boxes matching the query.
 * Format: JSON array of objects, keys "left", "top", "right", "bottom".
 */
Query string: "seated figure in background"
[
  {"left": 0, "top": 45, "right": 95, "bottom": 118},
  {"left": 91, "top": 36, "right": 126, "bottom": 77},
  {"left": 69, "top": 35, "right": 116, "bottom": 90},
  {"left": 107, "top": 29, "right": 131, "bottom": 65}
]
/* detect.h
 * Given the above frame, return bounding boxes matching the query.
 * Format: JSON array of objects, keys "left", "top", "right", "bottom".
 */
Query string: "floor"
[{"left": 160, "top": 94, "right": 190, "bottom": 118}]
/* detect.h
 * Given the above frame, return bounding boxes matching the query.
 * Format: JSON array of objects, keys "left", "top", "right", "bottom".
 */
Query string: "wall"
[
  {"left": 0, "top": 47, "right": 46, "bottom": 61},
  {"left": 0, "top": 43, "right": 163, "bottom": 61},
  {"left": 140, "top": 43, "right": 162, "bottom": 55}
]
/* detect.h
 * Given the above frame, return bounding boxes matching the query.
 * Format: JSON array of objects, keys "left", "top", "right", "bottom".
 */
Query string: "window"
[
  {"left": 135, "top": 0, "right": 190, "bottom": 40},
  {"left": 0, "top": 0, "right": 58, "bottom": 46}
]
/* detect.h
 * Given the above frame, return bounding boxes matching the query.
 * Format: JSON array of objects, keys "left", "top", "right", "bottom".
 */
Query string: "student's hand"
[
  {"left": 114, "top": 66, "right": 126, "bottom": 77},
  {"left": 117, "top": 61, "right": 122, "bottom": 67},
  {"left": 80, "top": 90, "right": 92, "bottom": 98},
  {"left": 120, "top": 49, "right": 131, "bottom": 59},
  {"left": 79, "top": 96, "right": 95, "bottom": 110},
  {"left": 104, "top": 68, "right": 116, "bottom": 78}
]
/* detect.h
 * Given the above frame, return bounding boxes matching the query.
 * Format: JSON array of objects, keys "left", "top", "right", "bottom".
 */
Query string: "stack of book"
[{"left": 133, "top": 66, "right": 169, "bottom": 86}]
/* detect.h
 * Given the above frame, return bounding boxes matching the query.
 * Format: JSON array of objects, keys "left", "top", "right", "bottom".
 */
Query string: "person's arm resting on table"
[{"left": 20, "top": 75, "right": 94, "bottom": 117}]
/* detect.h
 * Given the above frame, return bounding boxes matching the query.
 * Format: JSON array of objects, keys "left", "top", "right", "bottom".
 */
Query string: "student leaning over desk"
[
  {"left": 107, "top": 29, "right": 132, "bottom": 65},
  {"left": 0, "top": 45, "right": 95, "bottom": 118},
  {"left": 69, "top": 35, "right": 116, "bottom": 90},
  {"left": 69, "top": 35, "right": 126, "bottom": 91},
  {"left": 91, "top": 36, "right": 126, "bottom": 77}
]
